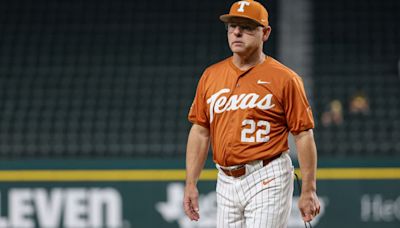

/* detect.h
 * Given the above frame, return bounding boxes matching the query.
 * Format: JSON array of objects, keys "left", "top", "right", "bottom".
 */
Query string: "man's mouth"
[{"left": 232, "top": 41, "right": 243, "bottom": 45}]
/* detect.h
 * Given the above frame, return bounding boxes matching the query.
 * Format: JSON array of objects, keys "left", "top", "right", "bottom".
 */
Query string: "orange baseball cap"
[{"left": 220, "top": 0, "right": 269, "bottom": 27}]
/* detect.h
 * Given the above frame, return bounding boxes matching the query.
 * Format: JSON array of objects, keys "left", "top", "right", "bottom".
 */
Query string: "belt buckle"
[
  {"left": 231, "top": 166, "right": 242, "bottom": 175},
  {"left": 226, "top": 169, "right": 234, "bottom": 176}
]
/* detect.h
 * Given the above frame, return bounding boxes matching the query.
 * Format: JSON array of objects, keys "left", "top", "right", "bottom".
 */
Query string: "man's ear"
[{"left": 263, "top": 26, "right": 272, "bottom": 42}]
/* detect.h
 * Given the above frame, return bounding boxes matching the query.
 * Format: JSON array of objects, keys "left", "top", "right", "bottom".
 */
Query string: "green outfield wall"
[{"left": 0, "top": 159, "right": 399, "bottom": 228}]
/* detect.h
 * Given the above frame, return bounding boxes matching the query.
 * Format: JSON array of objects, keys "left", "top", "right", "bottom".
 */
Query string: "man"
[{"left": 183, "top": 0, "right": 320, "bottom": 227}]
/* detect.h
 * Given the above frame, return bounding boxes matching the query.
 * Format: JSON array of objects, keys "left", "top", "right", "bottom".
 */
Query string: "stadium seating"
[
  {"left": 313, "top": 0, "right": 400, "bottom": 157},
  {"left": 0, "top": 0, "right": 398, "bottom": 158}
]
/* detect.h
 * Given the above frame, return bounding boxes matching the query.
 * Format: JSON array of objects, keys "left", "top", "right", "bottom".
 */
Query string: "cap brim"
[{"left": 219, "top": 14, "right": 264, "bottom": 27}]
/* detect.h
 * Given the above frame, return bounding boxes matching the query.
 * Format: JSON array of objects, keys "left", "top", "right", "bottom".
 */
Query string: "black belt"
[{"left": 220, "top": 153, "right": 281, "bottom": 178}]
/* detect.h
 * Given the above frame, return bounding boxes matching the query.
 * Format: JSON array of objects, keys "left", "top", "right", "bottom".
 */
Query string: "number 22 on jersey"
[{"left": 241, "top": 119, "right": 271, "bottom": 143}]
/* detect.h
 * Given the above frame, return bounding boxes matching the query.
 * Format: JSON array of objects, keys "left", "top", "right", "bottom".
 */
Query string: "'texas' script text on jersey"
[{"left": 207, "top": 88, "right": 275, "bottom": 123}]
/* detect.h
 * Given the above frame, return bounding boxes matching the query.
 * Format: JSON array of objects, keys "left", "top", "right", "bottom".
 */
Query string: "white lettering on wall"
[
  {"left": 34, "top": 188, "right": 63, "bottom": 228},
  {"left": 0, "top": 188, "right": 124, "bottom": 228},
  {"left": 10, "top": 189, "right": 34, "bottom": 228},
  {"left": 361, "top": 194, "right": 400, "bottom": 222},
  {"left": 64, "top": 189, "right": 87, "bottom": 228},
  {"left": 88, "top": 188, "right": 122, "bottom": 227}
]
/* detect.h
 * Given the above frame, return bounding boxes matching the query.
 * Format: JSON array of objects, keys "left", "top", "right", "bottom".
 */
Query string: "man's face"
[{"left": 226, "top": 18, "right": 269, "bottom": 55}]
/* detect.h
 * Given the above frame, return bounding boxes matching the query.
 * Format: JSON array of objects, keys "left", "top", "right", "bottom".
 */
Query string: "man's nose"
[{"left": 233, "top": 26, "right": 242, "bottom": 36}]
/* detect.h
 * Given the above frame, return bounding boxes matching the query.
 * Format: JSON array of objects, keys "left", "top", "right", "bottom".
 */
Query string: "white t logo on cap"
[{"left": 237, "top": 1, "right": 250, "bottom": 12}]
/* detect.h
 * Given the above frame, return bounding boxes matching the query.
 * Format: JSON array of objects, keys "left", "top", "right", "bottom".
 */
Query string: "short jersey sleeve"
[
  {"left": 283, "top": 74, "right": 315, "bottom": 134},
  {"left": 188, "top": 71, "right": 210, "bottom": 128}
]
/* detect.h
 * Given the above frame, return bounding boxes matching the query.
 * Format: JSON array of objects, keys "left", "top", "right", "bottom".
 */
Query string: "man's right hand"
[
  {"left": 184, "top": 124, "right": 210, "bottom": 221},
  {"left": 183, "top": 184, "right": 200, "bottom": 221}
]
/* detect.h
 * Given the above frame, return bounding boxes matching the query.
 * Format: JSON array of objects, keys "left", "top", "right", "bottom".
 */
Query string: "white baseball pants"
[{"left": 216, "top": 152, "right": 294, "bottom": 228}]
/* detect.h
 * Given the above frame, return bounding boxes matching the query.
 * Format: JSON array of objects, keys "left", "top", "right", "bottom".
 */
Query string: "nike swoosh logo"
[
  {"left": 257, "top": 80, "right": 271, "bottom": 84},
  {"left": 262, "top": 178, "right": 275, "bottom": 186}
]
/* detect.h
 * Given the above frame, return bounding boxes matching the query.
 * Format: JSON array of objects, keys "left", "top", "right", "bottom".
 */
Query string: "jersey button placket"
[{"left": 229, "top": 76, "right": 242, "bottom": 155}]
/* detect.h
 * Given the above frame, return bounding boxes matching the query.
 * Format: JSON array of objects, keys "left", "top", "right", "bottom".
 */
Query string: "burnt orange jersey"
[{"left": 188, "top": 56, "right": 314, "bottom": 166}]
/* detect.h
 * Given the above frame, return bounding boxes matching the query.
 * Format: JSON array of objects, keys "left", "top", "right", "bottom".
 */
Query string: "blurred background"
[{"left": 0, "top": 0, "right": 399, "bottom": 227}]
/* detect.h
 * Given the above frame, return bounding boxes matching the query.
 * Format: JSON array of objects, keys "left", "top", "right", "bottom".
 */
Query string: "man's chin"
[{"left": 230, "top": 47, "right": 246, "bottom": 54}]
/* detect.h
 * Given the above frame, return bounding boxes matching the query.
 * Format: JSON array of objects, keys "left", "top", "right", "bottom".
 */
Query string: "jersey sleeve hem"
[
  {"left": 188, "top": 119, "right": 210, "bottom": 129},
  {"left": 290, "top": 126, "right": 314, "bottom": 135}
]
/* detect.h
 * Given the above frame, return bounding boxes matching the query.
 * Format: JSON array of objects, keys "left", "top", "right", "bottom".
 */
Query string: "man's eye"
[{"left": 242, "top": 26, "right": 252, "bottom": 31}]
